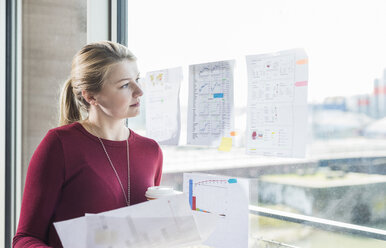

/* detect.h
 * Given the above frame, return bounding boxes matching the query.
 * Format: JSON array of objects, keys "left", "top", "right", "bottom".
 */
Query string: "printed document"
[
  {"left": 245, "top": 49, "right": 308, "bottom": 157},
  {"left": 145, "top": 67, "right": 182, "bottom": 145},
  {"left": 54, "top": 194, "right": 217, "bottom": 248},
  {"left": 187, "top": 60, "right": 235, "bottom": 146}
]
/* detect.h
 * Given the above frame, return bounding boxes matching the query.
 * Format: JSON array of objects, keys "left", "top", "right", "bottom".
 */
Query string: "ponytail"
[{"left": 59, "top": 79, "right": 81, "bottom": 126}]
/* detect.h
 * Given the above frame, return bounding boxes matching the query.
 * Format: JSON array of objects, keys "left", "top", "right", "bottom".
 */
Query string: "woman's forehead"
[{"left": 106, "top": 60, "right": 139, "bottom": 83}]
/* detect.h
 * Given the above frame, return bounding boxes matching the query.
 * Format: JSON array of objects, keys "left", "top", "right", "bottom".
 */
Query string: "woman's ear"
[{"left": 81, "top": 90, "right": 98, "bottom": 106}]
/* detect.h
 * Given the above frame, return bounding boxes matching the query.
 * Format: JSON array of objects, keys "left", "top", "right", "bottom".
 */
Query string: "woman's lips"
[{"left": 130, "top": 102, "right": 140, "bottom": 107}]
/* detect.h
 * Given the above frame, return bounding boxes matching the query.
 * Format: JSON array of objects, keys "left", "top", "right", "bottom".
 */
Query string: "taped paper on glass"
[
  {"left": 145, "top": 67, "right": 182, "bottom": 145},
  {"left": 187, "top": 60, "right": 235, "bottom": 146},
  {"left": 245, "top": 49, "right": 308, "bottom": 157}
]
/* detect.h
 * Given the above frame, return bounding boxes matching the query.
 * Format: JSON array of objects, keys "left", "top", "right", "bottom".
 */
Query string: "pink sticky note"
[{"left": 295, "top": 81, "right": 308, "bottom": 87}]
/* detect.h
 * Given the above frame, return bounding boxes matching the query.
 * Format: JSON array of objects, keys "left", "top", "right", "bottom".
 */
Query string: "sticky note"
[
  {"left": 296, "top": 59, "right": 308, "bottom": 65},
  {"left": 295, "top": 81, "right": 308, "bottom": 87},
  {"left": 230, "top": 131, "right": 237, "bottom": 136},
  {"left": 228, "top": 178, "right": 237, "bottom": 184},
  {"left": 218, "top": 137, "right": 232, "bottom": 152}
]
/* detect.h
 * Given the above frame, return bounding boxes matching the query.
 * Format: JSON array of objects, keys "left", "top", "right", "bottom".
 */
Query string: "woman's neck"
[{"left": 80, "top": 116, "right": 129, "bottom": 141}]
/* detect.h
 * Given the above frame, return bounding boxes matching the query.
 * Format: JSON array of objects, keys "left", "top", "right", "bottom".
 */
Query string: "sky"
[{"left": 127, "top": 0, "right": 386, "bottom": 104}]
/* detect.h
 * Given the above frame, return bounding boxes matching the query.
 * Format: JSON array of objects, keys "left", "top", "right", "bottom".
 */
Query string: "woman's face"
[{"left": 94, "top": 60, "right": 143, "bottom": 119}]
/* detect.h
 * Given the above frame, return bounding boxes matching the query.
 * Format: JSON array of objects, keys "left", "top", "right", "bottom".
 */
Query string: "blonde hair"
[{"left": 59, "top": 41, "right": 137, "bottom": 126}]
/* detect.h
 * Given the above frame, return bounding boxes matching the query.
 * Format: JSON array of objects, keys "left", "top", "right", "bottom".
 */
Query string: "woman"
[{"left": 13, "top": 41, "right": 163, "bottom": 247}]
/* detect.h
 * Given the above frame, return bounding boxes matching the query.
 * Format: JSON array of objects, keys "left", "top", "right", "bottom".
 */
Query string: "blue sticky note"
[{"left": 228, "top": 178, "right": 237, "bottom": 184}]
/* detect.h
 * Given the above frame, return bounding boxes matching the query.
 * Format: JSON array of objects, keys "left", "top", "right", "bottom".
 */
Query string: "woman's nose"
[{"left": 132, "top": 82, "right": 143, "bottom": 97}]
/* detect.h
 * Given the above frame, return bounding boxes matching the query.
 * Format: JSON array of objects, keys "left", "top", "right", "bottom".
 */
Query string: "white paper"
[
  {"left": 245, "top": 49, "right": 308, "bottom": 157},
  {"left": 183, "top": 173, "right": 249, "bottom": 248},
  {"left": 53, "top": 215, "right": 87, "bottom": 248},
  {"left": 54, "top": 194, "right": 215, "bottom": 248},
  {"left": 85, "top": 215, "right": 199, "bottom": 248},
  {"left": 191, "top": 210, "right": 220, "bottom": 243},
  {"left": 145, "top": 67, "right": 182, "bottom": 145},
  {"left": 187, "top": 60, "right": 235, "bottom": 146}
]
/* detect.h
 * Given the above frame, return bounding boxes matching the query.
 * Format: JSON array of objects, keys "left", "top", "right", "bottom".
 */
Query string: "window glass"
[
  {"left": 127, "top": 0, "right": 386, "bottom": 234},
  {"left": 250, "top": 215, "right": 386, "bottom": 248}
]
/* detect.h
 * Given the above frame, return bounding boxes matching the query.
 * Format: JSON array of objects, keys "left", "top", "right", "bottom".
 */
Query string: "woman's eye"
[
  {"left": 121, "top": 83, "right": 129, "bottom": 89},
  {"left": 135, "top": 78, "right": 140, "bottom": 84}
]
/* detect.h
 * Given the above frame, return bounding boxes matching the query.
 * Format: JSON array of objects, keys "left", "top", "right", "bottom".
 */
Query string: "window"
[{"left": 128, "top": 0, "right": 386, "bottom": 246}]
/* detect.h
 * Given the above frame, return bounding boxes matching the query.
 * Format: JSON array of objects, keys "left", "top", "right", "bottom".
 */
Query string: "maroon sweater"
[{"left": 13, "top": 122, "right": 163, "bottom": 247}]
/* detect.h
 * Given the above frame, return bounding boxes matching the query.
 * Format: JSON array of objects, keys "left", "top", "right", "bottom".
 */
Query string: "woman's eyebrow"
[
  {"left": 114, "top": 78, "right": 132, "bottom": 84},
  {"left": 114, "top": 73, "right": 140, "bottom": 84}
]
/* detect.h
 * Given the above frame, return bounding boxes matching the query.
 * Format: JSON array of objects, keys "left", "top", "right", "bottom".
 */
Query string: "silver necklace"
[{"left": 88, "top": 123, "right": 130, "bottom": 206}]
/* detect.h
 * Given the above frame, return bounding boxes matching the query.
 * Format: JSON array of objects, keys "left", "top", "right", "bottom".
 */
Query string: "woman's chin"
[{"left": 125, "top": 111, "right": 140, "bottom": 119}]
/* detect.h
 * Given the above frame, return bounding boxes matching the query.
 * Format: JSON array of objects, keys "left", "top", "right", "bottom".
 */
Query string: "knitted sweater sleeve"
[
  {"left": 154, "top": 143, "right": 163, "bottom": 186},
  {"left": 13, "top": 130, "right": 65, "bottom": 248}
]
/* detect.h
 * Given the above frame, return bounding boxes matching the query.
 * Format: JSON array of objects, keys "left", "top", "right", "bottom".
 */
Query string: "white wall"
[
  {"left": 21, "top": 0, "right": 87, "bottom": 185},
  {"left": 87, "top": 0, "right": 110, "bottom": 42}
]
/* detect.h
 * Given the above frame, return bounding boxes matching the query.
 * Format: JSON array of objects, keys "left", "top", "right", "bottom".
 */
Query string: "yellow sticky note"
[{"left": 218, "top": 137, "right": 232, "bottom": 152}]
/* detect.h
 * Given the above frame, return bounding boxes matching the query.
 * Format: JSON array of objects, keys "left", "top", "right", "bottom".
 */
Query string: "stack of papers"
[{"left": 54, "top": 194, "right": 218, "bottom": 248}]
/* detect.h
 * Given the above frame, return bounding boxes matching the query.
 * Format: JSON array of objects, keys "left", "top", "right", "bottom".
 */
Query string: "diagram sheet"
[
  {"left": 245, "top": 49, "right": 308, "bottom": 157},
  {"left": 183, "top": 173, "right": 249, "bottom": 248},
  {"left": 145, "top": 67, "right": 182, "bottom": 145},
  {"left": 54, "top": 194, "right": 218, "bottom": 248},
  {"left": 187, "top": 60, "right": 235, "bottom": 146}
]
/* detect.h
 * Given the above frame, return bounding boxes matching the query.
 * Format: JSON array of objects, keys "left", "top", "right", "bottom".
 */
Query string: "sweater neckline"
[{"left": 74, "top": 121, "right": 135, "bottom": 147}]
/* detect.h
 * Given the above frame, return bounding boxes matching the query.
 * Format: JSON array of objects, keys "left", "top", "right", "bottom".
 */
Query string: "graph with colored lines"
[
  {"left": 183, "top": 173, "right": 249, "bottom": 248},
  {"left": 188, "top": 178, "right": 237, "bottom": 216},
  {"left": 187, "top": 60, "right": 235, "bottom": 146}
]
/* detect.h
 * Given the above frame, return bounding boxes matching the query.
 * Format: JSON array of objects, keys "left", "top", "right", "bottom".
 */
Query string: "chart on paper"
[
  {"left": 246, "top": 49, "right": 308, "bottom": 157},
  {"left": 183, "top": 173, "right": 249, "bottom": 248},
  {"left": 188, "top": 60, "right": 235, "bottom": 146},
  {"left": 188, "top": 179, "right": 230, "bottom": 217}
]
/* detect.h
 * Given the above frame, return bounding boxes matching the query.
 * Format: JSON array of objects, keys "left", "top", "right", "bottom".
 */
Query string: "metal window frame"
[
  {"left": 116, "top": 0, "right": 127, "bottom": 46},
  {"left": 250, "top": 205, "right": 386, "bottom": 241},
  {"left": 109, "top": 0, "right": 127, "bottom": 44},
  {"left": 1, "top": 0, "right": 6, "bottom": 246},
  {"left": 5, "top": 0, "right": 22, "bottom": 247}
]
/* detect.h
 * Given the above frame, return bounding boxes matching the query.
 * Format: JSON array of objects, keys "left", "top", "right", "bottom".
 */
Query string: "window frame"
[{"left": 4, "top": 0, "right": 22, "bottom": 247}]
